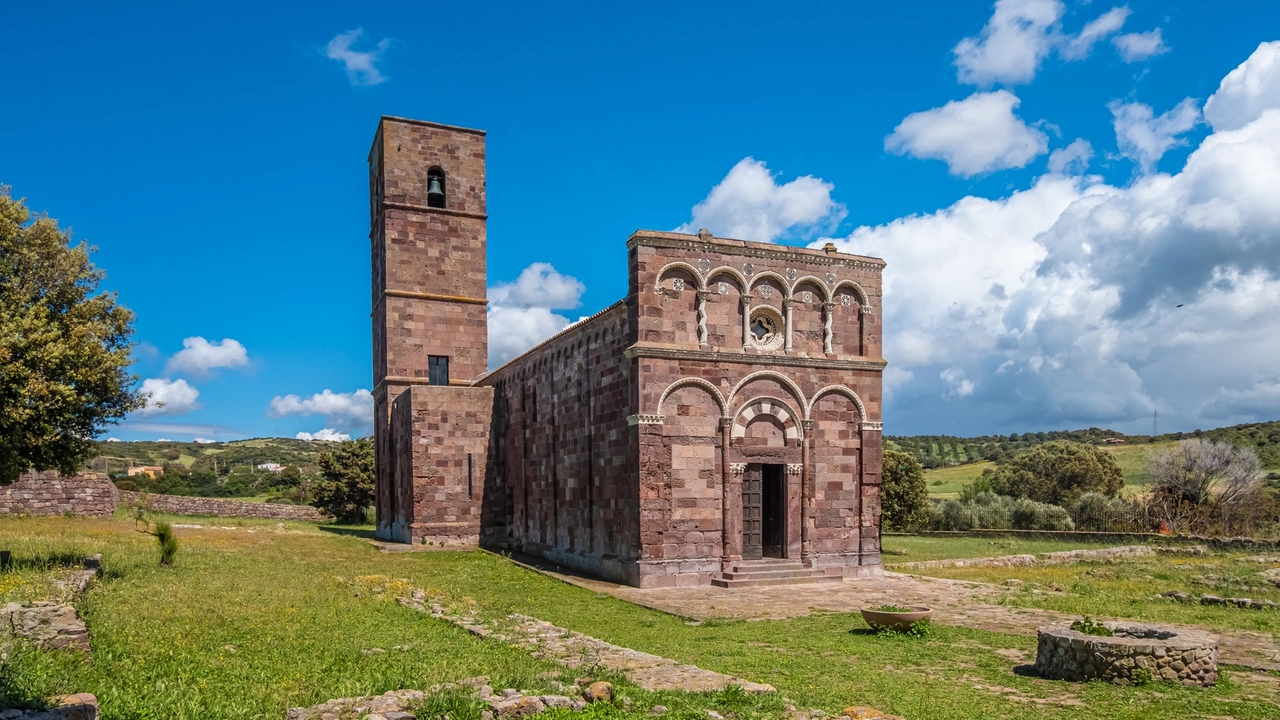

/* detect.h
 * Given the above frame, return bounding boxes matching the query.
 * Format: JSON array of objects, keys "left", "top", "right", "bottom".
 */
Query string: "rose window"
[{"left": 747, "top": 307, "right": 784, "bottom": 351}]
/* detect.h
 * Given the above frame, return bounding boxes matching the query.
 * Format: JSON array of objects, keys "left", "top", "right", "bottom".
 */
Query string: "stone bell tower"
[{"left": 369, "top": 116, "right": 492, "bottom": 543}]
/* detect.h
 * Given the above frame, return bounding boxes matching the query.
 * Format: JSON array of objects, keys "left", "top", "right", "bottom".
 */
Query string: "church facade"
[{"left": 370, "top": 115, "right": 887, "bottom": 588}]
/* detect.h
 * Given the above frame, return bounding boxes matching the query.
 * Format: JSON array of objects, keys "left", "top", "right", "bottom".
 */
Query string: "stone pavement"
[{"left": 511, "top": 556, "right": 1280, "bottom": 672}]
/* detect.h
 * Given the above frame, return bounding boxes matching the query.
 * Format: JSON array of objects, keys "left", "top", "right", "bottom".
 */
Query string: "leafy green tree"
[
  {"left": 987, "top": 441, "right": 1123, "bottom": 505},
  {"left": 273, "top": 464, "right": 303, "bottom": 489},
  {"left": 0, "top": 189, "right": 141, "bottom": 483},
  {"left": 881, "top": 449, "right": 930, "bottom": 531},
  {"left": 312, "top": 437, "right": 374, "bottom": 523}
]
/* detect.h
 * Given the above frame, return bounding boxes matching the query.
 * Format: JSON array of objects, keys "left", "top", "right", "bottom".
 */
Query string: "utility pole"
[{"left": 1153, "top": 410, "right": 1158, "bottom": 436}]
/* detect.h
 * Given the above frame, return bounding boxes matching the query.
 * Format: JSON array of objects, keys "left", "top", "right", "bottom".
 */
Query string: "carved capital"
[
  {"left": 822, "top": 301, "right": 837, "bottom": 310},
  {"left": 861, "top": 421, "right": 883, "bottom": 432},
  {"left": 729, "top": 462, "right": 747, "bottom": 475},
  {"left": 740, "top": 295, "right": 754, "bottom": 306},
  {"left": 720, "top": 417, "right": 735, "bottom": 429},
  {"left": 785, "top": 463, "right": 803, "bottom": 476},
  {"left": 627, "top": 414, "right": 665, "bottom": 426},
  {"left": 800, "top": 420, "right": 814, "bottom": 431}
]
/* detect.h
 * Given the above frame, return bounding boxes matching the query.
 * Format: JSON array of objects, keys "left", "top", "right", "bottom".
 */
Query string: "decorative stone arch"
[
  {"left": 789, "top": 275, "right": 832, "bottom": 303},
  {"left": 726, "top": 370, "right": 807, "bottom": 418},
  {"left": 748, "top": 271, "right": 789, "bottom": 297},
  {"left": 705, "top": 266, "right": 748, "bottom": 294},
  {"left": 832, "top": 280, "right": 869, "bottom": 306},
  {"left": 731, "top": 395, "right": 804, "bottom": 442},
  {"left": 656, "top": 261, "right": 706, "bottom": 291},
  {"left": 805, "top": 384, "right": 867, "bottom": 423},
  {"left": 655, "top": 376, "right": 727, "bottom": 417}
]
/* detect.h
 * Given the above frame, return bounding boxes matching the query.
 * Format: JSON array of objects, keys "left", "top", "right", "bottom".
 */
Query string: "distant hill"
[
  {"left": 887, "top": 420, "right": 1280, "bottom": 470},
  {"left": 88, "top": 437, "right": 339, "bottom": 475}
]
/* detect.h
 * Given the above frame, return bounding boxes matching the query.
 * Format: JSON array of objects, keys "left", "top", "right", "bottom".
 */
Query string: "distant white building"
[{"left": 255, "top": 463, "right": 285, "bottom": 473}]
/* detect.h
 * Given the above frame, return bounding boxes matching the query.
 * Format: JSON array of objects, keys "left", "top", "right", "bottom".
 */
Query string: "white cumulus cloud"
[
  {"left": 106, "top": 437, "right": 121, "bottom": 442},
  {"left": 886, "top": 90, "right": 1048, "bottom": 177},
  {"left": 193, "top": 437, "right": 216, "bottom": 444},
  {"left": 269, "top": 389, "right": 373, "bottom": 432},
  {"left": 675, "top": 158, "right": 845, "bottom": 243},
  {"left": 1203, "top": 40, "right": 1280, "bottom": 132},
  {"left": 325, "top": 28, "right": 391, "bottom": 87},
  {"left": 813, "top": 43, "right": 1280, "bottom": 434},
  {"left": 1047, "top": 139, "right": 1093, "bottom": 175},
  {"left": 135, "top": 378, "right": 200, "bottom": 417},
  {"left": 165, "top": 337, "right": 249, "bottom": 377},
  {"left": 1109, "top": 97, "right": 1202, "bottom": 172},
  {"left": 487, "top": 264, "right": 588, "bottom": 368},
  {"left": 953, "top": 0, "right": 1131, "bottom": 86},
  {"left": 1112, "top": 29, "right": 1169, "bottom": 63},
  {"left": 296, "top": 428, "right": 351, "bottom": 442}
]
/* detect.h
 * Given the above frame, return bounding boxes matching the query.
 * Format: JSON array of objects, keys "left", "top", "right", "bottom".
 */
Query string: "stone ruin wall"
[
  {"left": 478, "top": 303, "right": 640, "bottom": 585},
  {"left": 117, "top": 491, "right": 326, "bottom": 520},
  {"left": 0, "top": 471, "right": 118, "bottom": 518}
]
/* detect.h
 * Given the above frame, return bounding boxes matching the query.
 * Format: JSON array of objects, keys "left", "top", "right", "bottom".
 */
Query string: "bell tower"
[{"left": 369, "top": 116, "right": 489, "bottom": 542}]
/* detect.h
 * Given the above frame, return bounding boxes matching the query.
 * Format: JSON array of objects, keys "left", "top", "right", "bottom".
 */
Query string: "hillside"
[
  {"left": 88, "top": 437, "right": 339, "bottom": 474},
  {"left": 888, "top": 419, "right": 1280, "bottom": 471}
]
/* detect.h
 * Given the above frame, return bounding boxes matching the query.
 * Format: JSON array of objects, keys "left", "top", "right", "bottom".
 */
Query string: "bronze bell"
[{"left": 427, "top": 177, "right": 444, "bottom": 202}]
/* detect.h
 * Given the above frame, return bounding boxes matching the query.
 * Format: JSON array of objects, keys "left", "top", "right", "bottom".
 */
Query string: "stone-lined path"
[
  {"left": 397, "top": 591, "right": 777, "bottom": 693},
  {"left": 508, "top": 555, "right": 1280, "bottom": 672}
]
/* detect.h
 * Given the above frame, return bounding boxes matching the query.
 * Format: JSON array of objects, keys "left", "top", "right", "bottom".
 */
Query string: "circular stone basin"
[
  {"left": 860, "top": 606, "right": 933, "bottom": 631},
  {"left": 1033, "top": 622, "right": 1220, "bottom": 687}
]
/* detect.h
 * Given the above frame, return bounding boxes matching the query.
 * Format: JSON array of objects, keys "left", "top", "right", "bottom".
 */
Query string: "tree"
[
  {"left": 986, "top": 441, "right": 1123, "bottom": 506},
  {"left": 0, "top": 189, "right": 141, "bottom": 483},
  {"left": 312, "top": 437, "right": 374, "bottom": 523},
  {"left": 1149, "top": 439, "right": 1265, "bottom": 535},
  {"left": 881, "top": 449, "right": 930, "bottom": 531}
]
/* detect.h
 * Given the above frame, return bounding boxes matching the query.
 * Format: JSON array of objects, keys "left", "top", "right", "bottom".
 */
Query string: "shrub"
[
  {"left": 930, "top": 493, "right": 1073, "bottom": 531},
  {"left": 154, "top": 522, "right": 178, "bottom": 566},
  {"left": 881, "top": 450, "right": 930, "bottom": 531},
  {"left": 987, "top": 441, "right": 1123, "bottom": 505},
  {"left": 114, "top": 479, "right": 137, "bottom": 491},
  {"left": 930, "top": 499, "right": 976, "bottom": 531},
  {"left": 1010, "top": 497, "right": 1074, "bottom": 531},
  {"left": 1149, "top": 439, "right": 1266, "bottom": 535},
  {"left": 970, "top": 492, "right": 1011, "bottom": 529},
  {"left": 1071, "top": 492, "right": 1125, "bottom": 531},
  {"left": 312, "top": 437, "right": 374, "bottom": 523}
]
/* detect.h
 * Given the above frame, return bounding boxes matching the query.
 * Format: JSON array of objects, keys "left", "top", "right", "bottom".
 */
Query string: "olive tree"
[
  {"left": 0, "top": 188, "right": 141, "bottom": 483},
  {"left": 881, "top": 449, "right": 930, "bottom": 531}
]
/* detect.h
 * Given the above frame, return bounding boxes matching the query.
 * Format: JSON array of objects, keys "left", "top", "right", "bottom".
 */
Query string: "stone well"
[{"left": 1033, "top": 622, "right": 1219, "bottom": 687}]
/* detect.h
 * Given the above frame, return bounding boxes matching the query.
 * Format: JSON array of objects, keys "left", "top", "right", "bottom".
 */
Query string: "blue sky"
[{"left": 4, "top": 1, "right": 1279, "bottom": 441}]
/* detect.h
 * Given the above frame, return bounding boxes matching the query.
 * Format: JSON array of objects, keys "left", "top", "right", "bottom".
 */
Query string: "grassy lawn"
[
  {"left": 880, "top": 535, "right": 1133, "bottom": 563},
  {"left": 923, "top": 462, "right": 994, "bottom": 498},
  {"left": 907, "top": 552, "right": 1280, "bottom": 635},
  {"left": 1, "top": 516, "right": 1277, "bottom": 720}
]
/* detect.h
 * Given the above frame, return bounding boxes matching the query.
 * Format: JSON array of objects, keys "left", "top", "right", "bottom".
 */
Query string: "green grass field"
[
  {"left": 880, "top": 534, "right": 1121, "bottom": 563},
  {"left": 2, "top": 517, "right": 1278, "bottom": 719}
]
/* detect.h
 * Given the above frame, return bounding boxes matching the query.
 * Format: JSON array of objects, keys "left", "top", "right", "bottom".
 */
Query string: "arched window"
[{"left": 426, "top": 166, "right": 446, "bottom": 209}]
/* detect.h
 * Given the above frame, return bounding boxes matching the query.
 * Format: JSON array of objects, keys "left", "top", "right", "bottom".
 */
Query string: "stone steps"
[{"left": 711, "top": 560, "right": 842, "bottom": 588}]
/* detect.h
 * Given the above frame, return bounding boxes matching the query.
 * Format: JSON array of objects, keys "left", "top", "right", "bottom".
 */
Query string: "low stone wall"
[
  {"left": 118, "top": 491, "right": 327, "bottom": 520},
  {"left": 890, "top": 545, "right": 1156, "bottom": 571},
  {"left": 0, "top": 472, "right": 117, "bottom": 517},
  {"left": 887, "top": 530, "right": 1280, "bottom": 549},
  {"left": 1034, "top": 622, "right": 1219, "bottom": 687},
  {"left": 1, "top": 601, "right": 91, "bottom": 654}
]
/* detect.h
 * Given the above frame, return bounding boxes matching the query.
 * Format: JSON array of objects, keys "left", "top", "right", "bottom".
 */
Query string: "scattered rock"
[
  {"left": 539, "top": 695, "right": 576, "bottom": 710},
  {"left": 223, "top": 645, "right": 238, "bottom": 653},
  {"left": 502, "top": 688, "right": 520, "bottom": 699},
  {"left": 491, "top": 695, "right": 545, "bottom": 718},
  {"left": 706, "top": 712, "right": 724, "bottom": 720},
  {"left": 1162, "top": 590, "right": 1191, "bottom": 603},
  {"left": 1003, "top": 579, "right": 1024, "bottom": 588},
  {"left": 583, "top": 681, "right": 613, "bottom": 703},
  {"left": 361, "top": 647, "right": 386, "bottom": 655},
  {"left": 650, "top": 705, "right": 668, "bottom": 715}
]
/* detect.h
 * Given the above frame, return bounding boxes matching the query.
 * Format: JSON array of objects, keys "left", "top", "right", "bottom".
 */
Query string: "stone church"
[{"left": 370, "top": 115, "right": 887, "bottom": 588}]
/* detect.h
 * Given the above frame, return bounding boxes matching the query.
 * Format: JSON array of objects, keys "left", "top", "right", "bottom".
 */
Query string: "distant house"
[
  {"left": 1103, "top": 438, "right": 1126, "bottom": 445},
  {"left": 255, "top": 463, "right": 285, "bottom": 473},
  {"left": 127, "top": 465, "right": 164, "bottom": 479}
]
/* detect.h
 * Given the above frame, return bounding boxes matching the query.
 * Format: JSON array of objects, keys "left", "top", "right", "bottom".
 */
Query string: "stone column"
[
  {"left": 726, "top": 459, "right": 745, "bottom": 562},
  {"left": 860, "top": 420, "right": 884, "bottom": 568},
  {"left": 800, "top": 419, "right": 814, "bottom": 562},
  {"left": 720, "top": 417, "right": 733, "bottom": 568},
  {"left": 740, "top": 295, "right": 754, "bottom": 350},
  {"left": 696, "top": 291, "right": 711, "bottom": 348},
  {"left": 822, "top": 302, "right": 835, "bottom": 355},
  {"left": 631, "top": 414, "right": 667, "bottom": 571},
  {"left": 783, "top": 298, "right": 795, "bottom": 353},
  {"left": 785, "top": 462, "right": 803, "bottom": 559}
]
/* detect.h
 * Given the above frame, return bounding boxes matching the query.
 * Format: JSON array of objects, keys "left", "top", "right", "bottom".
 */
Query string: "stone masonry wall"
[
  {"left": 118, "top": 491, "right": 326, "bottom": 520},
  {"left": 628, "top": 231, "right": 886, "bottom": 585},
  {"left": 479, "top": 303, "right": 639, "bottom": 585},
  {"left": 0, "top": 472, "right": 117, "bottom": 517}
]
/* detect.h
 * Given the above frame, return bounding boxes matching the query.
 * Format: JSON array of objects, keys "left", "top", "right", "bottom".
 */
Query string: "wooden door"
[{"left": 742, "top": 463, "right": 763, "bottom": 560}]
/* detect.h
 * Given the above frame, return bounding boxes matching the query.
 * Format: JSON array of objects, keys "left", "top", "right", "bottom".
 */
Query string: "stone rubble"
[
  {"left": 0, "top": 693, "right": 98, "bottom": 720},
  {"left": 0, "top": 557, "right": 101, "bottom": 658}
]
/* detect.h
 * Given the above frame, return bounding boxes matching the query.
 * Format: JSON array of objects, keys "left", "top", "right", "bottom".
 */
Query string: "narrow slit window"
[
  {"left": 428, "top": 356, "right": 449, "bottom": 385},
  {"left": 467, "top": 452, "right": 473, "bottom": 499}
]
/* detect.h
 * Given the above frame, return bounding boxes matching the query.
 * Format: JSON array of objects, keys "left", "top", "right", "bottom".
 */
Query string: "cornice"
[
  {"left": 627, "top": 232, "right": 884, "bottom": 273},
  {"left": 624, "top": 344, "right": 887, "bottom": 372},
  {"left": 380, "top": 201, "right": 488, "bottom": 221}
]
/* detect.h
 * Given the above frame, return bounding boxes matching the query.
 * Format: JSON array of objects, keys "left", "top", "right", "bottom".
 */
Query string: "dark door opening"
[{"left": 742, "top": 463, "right": 785, "bottom": 560}]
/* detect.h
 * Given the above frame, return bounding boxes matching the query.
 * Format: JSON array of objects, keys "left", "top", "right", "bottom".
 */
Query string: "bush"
[
  {"left": 930, "top": 499, "right": 976, "bottom": 531},
  {"left": 312, "top": 437, "right": 374, "bottom": 523},
  {"left": 930, "top": 493, "right": 1073, "bottom": 531},
  {"left": 1010, "top": 497, "right": 1074, "bottom": 530},
  {"left": 881, "top": 450, "right": 930, "bottom": 531},
  {"left": 987, "top": 441, "right": 1123, "bottom": 505},
  {"left": 1070, "top": 492, "right": 1125, "bottom": 531}
]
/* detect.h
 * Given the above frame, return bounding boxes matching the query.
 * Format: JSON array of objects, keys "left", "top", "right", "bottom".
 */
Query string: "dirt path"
[{"left": 514, "top": 557, "right": 1280, "bottom": 672}]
